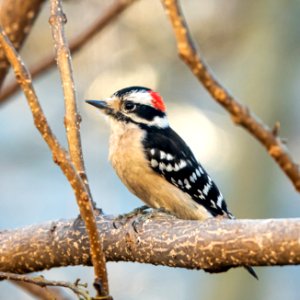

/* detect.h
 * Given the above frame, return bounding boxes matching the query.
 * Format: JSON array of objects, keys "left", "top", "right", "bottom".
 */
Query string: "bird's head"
[{"left": 86, "top": 86, "right": 169, "bottom": 128}]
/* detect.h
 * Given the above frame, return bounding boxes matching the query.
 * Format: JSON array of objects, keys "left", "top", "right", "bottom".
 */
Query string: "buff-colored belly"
[{"left": 108, "top": 124, "right": 212, "bottom": 221}]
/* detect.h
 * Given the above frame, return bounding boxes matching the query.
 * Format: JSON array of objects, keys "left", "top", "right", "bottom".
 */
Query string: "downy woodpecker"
[{"left": 86, "top": 86, "right": 257, "bottom": 279}]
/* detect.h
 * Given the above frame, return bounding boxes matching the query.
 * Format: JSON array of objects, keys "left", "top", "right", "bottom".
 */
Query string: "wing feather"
[{"left": 143, "top": 126, "right": 233, "bottom": 218}]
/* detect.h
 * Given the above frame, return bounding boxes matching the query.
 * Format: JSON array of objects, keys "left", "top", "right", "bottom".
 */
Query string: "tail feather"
[{"left": 244, "top": 266, "right": 258, "bottom": 280}]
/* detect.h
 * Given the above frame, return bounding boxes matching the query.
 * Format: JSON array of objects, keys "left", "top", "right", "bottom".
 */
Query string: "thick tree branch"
[
  {"left": 0, "top": 214, "right": 300, "bottom": 275},
  {"left": 161, "top": 0, "right": 300, "bottom": 192},
  {"left": 0, "top": 272, "right": 90, "bottom": 300},
  {"left": 49, "top": 0, "right": 109, "bottom": 297},
  {"left": 0, "top": 0, "right": 44, "bottom": 90},
  {"left": 0, "top": 0, "right": 137, "bottom": 104}
]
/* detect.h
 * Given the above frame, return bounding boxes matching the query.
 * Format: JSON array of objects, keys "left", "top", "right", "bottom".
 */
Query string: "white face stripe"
[
  {"left": 148, "top": 116, "right": 169, "bottom": 128},
  {"left": 125, "top": 91, "right": 153, "bottom": 106},
  {"left": 128, "top": 114, "right": 169, "bottom": 128},
  {"left": 107, "top": 92, "right": 152, "bottom": 107}
]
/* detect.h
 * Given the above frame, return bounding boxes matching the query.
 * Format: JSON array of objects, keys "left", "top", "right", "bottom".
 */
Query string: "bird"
[{"left": 86, "top": 86, "right": 257, "bottom": 279}]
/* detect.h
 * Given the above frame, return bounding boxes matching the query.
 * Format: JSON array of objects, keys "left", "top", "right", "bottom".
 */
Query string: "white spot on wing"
[
  {"left": 166, "top": 153, "right": 174, "bottom": 160},
  {"left": 193, "top": 172, "right": 197, "bottom": 181},
  {"left": 160, "top": 151, "right": 166, "bottom": 159},
  {"left": 151, "top": 159, "right": 158, "bottom": 168},
  {"left": 178, "top": 179, "right": 183, "bottom": 186},
  {"left": 150, "top": 149, "right": 155, "bottom": 156},
  {"left": 171, "top": 177, "right": 178, "bottom": 186},
  {"left": 197, "top": 189, "right": 206, "bottom": 199},
  {"left": 184, "top": 179, "right": 191, "bottom": 189},
  {"left": 166, "top": 164, "right": 173, "bottom": 172},
  {"left": 159, "top": 162, "right": 165, "bottom": 171},
  {"left": 210, "top": 200, "right": 217, "bottom": 209},
  {"left": 174, "top": 163, "right": 180, "bottom": 171},
  {"left": 189, "top": 174, "right": 195, "bottom": 183},
  {"left": 217, "top": 195, "right": 224, "bottom": 208},
  {"left": 179, "top": 160, "right": 187, "bottom": 169},
  {"left": 203, "top": 182, "right": 212, "bottom": 196},
  {"left": 195, "top": 168, "right": 201, "bottom": 177}
]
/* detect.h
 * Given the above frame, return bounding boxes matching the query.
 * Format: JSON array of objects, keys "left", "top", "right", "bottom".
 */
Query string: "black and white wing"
[{"left": 143, "top": 126, "right": 233, "bottom": 218}]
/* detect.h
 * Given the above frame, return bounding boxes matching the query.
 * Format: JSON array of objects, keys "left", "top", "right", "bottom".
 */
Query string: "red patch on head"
[{"left": 150, "top": 91, "right": 166, "bottom": 112}]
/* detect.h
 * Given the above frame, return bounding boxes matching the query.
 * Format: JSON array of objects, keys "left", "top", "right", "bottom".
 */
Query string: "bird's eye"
[{"left": 123, "top": 102, "right": 136, "bottom": 112}]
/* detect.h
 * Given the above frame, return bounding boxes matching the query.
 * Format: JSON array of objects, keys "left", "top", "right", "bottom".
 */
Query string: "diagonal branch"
[
  {"left": 12, "top": 281, "right": 71, "bottom": 300},
  {"left": 0, "top": 272, "right": 90, "bottom": 300},
  {"left": 1, "top": 214, "right": 300, "bottom": 275},
  {"left": 0, "top": 0, "right": 44, "bottom": 90},
  {"left": 161, "top": 0, "right": 300, "bottom": 192},
  {"left": 0, "top": 26, "right": 109, "bottom": 299},
  {"left": 0, "top": 0, "right": 137, "bottom": 104},
  {"left": 49, "top": 1, "right": 89, "bottom": 191},
  {"left": 49, "top": 0, "right": 109, "bottom": 297}
]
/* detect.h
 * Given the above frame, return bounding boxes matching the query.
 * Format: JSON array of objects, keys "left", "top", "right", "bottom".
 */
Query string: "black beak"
[{"left": 85, "top": 100, "right": 107, "bottom": 109}]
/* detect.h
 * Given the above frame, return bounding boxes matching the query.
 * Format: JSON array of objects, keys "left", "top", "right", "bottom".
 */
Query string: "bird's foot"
[
  {"left": 113, "top": 205, "right": 150, "bottom": 229},
  {"left": 113, "top": 206, "right": 175, "bottom": 232},
  {"left": 132, "top": 207, "right": 175, "bottom": 232}
]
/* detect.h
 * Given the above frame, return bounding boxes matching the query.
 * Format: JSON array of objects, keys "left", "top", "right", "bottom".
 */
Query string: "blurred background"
[{"left": 1, "top": 0, "right": 300, "bottom": 299}]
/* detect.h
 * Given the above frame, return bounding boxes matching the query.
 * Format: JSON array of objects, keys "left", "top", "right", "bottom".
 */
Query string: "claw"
[
  {"left": 113, "top": 205, "right": 150, "bottom": 229},
  {"left": 132, "top": 212, "right": 153, "bottom": 232},
  {"left": 132, "top": 207, "right": 176, "bottom": 232}
]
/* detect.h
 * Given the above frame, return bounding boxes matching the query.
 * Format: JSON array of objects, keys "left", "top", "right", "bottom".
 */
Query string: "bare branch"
[
  {"left": 0, "top": 26, "right": 111, "bottom": 298},
  {"left": 49, "top": 1, "right": 87, "bottom": 185},
  {"left": 0, "top": 0, "right": 44, "bottom": 90},
  {"left": 1, "top": 214, "right": 300, "bottom": 275},
  {"left": 13, "top": 281, "right": 71, "bottom": 300},
  {"left": 49, "top": 0, "right": 109, "bottom": 297},
  {"left": 0, "top": 0, "right": 137, "bottom": 104},
  {"left": 0, "top": 272, "right": 90, "bottom": 300},
  {"left": 161, "top": 0, "right": 300, "bottom": 192}
]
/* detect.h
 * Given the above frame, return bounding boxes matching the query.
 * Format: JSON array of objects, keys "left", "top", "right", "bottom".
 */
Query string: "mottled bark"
[
  {"left": 0, "top": 0, "right": 44, "bottom": 89},
  {"left": 1, "top": 214, "right": 300, "bottom": 275}
]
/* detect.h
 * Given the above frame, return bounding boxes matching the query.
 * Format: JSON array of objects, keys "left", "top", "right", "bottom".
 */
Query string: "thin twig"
[
  {"left": 49, "top": 0, "right": 109, "bottom": 297},
  {"left": 0, "top": 26, "right": 110, "bottom": 300},
  {"left": 0, "top": 0, "right": 137, "bottom": 104},
  {"left": 0, "top": 272, "right": 90, "bottom": 300},
  {"left": 49, "top": 1, "right": 91, "bottom": 193},
  {"left": 0, "top": 0, "right": 44, "bottom": 90},
  {"left": 13, "top": 281, "right": 71, "bottom": 300},
  {"left": 161, "top": 0, "right": 300, "bottom": 192}
]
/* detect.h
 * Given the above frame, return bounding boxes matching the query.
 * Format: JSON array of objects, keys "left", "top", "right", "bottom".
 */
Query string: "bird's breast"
[
  {"left": 107, "top": 123, "right": 212, "bottom": 220},
  {"left": 108, "top": 123, "right": 151, "bottom": 197},
  {"left": 109, "top": 124, "right": 146, "bottom": 172}
]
